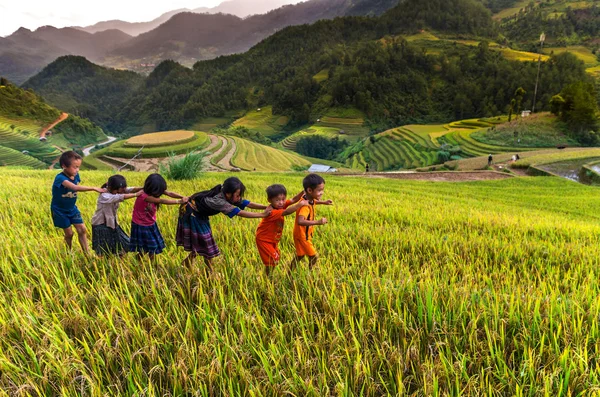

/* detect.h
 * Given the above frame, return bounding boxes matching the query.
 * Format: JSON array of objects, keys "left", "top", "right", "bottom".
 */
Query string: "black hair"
[
  {"left": 59, "top": 151, "right": 82, "bottom": 168},
  {"left": 303, "top": 173, "right": 325, "bottom": 192},
  {"left": 143, "top": 173, "right": 167, "bottom": 197},
  {"left": 222, "top": 177, "right": 246, "bottom": 199},
  {"left": 266, "top": 184, "right": 287, "bottom": 199},
  {"left": 102, "top": 174, "right": 127, "bottom": 191}
]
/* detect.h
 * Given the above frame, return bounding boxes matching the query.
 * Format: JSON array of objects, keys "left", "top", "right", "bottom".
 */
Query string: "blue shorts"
[{"left": 51, "top": 206, "right": 83, "bottom": 229}]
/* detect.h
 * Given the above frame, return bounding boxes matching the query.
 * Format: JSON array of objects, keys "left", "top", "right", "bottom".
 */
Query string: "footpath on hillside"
[{"left": 40, "top": 113, "right": 68, "bottom": 139}]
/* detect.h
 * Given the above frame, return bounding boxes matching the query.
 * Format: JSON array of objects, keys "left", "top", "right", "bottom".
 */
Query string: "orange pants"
[
  {"left": 294, "top": 238, "right": 317, "bottom": 257},
  {"left": 256, "top": 239, "right": 280, "bottom": 266}
]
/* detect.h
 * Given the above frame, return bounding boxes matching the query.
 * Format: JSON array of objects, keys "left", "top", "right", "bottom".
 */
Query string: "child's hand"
[
  {"left": 135, "top": 190, "right": 143, "bottom": 197},
  {"left": 323, "top": 199, "right": 333, "bottom": 205},
  {"left": 263, "top": 206, "right": 273, "bottom": 216},
  {"left": 94, "top": 187, "right": 106, "bottom": 193},
  {"left": 299, "top": 199, "right": 309, "bottom": 207},
  {"left": 180, "top": 197, "right": 189, "bottom": 204},
  {"left": 318, "top": 217, "right": 328, "bottom": 225}
]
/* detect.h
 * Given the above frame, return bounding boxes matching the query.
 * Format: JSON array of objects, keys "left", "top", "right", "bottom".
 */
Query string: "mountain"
[
  {"left": 0, "top": 27, "right": 132, "bottom": 85},
  {"left": 78, "top": 1, "right": 298, "bottom": 37},
  {"left": 104, "top": 0, "right": 400, "bottom": 66},
  {"left": 22, "top": 56, "right": 144, "bottom": 133},
  {"left": 77, "top": 9, "right": 189, "bottom": 36}
]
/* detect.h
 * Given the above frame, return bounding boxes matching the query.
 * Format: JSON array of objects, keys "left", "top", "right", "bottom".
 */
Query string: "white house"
[
  {"left": 308, "top": 164, "right": 337, "bottom": 173},
  {"left": 521, "top": 110, "right": 531, "bottom": 118}
]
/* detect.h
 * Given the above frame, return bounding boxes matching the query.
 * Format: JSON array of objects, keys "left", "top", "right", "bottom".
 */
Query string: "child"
[
  {"left": 91, "top": 175, "right": 142, "bottom": 256},
  {"left": 51, "top": 150, "right": 104, "bottom": 255},
  {"left": 130, "top": 173, "right": 188, "bottom": 262},
  {"left": 255, "top": 185, "right": 307, "bottom": 275},
  {"left": 177, "top": 177, "right": 271, "bottom": 271},
  {"left": 289, "top": 173, "right": 333, "bottom": 271}
]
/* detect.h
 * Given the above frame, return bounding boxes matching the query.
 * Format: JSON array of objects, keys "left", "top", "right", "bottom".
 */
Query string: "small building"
[
  {"left": 39, "top": 136, "right": 47, "bottom": 142},
  {"left": 521, "top": 110, "right": 531, "bottom": 118},
  {"left": 308, "top": 164, "right": 337, "bottom": 173},
  {"left": 339, "top": 130, "right": 346, "bottom": 135}
]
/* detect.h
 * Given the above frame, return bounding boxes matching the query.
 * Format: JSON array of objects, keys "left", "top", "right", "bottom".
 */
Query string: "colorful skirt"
[
  {"left": 176, "top": 215, "right": 220, "bottom": 258},
  {"left": 129, "top": 222, "right": 165, "bottom": 255},
  {"left": 92, "top": 224, "right": 130, "bottom": 255}
]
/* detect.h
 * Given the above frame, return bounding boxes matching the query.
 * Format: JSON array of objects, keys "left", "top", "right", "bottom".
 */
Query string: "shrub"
[{"left": 159, "top": 152, "right": 204, "bottom": 180}]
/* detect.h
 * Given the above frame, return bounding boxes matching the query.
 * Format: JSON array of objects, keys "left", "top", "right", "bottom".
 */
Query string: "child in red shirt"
[{"left": 255, "top": 185, "right": 307, "bottom": 275}]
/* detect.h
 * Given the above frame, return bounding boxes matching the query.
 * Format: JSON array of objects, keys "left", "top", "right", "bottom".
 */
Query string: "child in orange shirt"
[
  {"left": 289, "top": 173, "right": 333, "bottom": 271},
  {"left": 255, "top": 185, "right": 307, "bottom": 275}
]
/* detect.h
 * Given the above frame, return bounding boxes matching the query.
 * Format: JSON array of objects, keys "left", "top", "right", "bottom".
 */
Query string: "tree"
[
  {"left": 551, "top": 82, "right": 599, "bottom": 143},
  {"left": 514, "top": 87, "right": 526, "bottom": 116}
]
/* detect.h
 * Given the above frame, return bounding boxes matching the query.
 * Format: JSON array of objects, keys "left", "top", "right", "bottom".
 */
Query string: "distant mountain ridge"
[{"left": 0, "top": 0, "right": 399, "bottom": 84}]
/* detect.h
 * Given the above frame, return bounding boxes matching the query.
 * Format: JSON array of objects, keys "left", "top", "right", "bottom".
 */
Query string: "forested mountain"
[
  {"left": 501, "top": 2, "right": 600, "bottom": 46},
  {"left": 0, "top": 27, "right": 131, "bottom": 85},
  {"left": 77, "top": 0, "right": 298, "bottom": 36},
  {"left": 17, "top": 0, "right": 594, "bottom": 137},
  {"left": 105, "top": 0, "right": 400, "bottom": 65},
  {"left": 23, "top": 56, "right": 144, "bottom": 132}
]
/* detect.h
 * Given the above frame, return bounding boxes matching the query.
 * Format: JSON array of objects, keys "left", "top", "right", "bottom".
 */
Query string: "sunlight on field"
[
  {"left": 2, "top": 170, "right": 600, "bottom": 394},
  {"left": 125, "top": 130, "right": 195, "bottom": 147}
]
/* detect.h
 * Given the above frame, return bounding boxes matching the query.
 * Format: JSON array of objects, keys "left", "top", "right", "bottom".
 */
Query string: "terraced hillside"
[
  {"left": 0, "top": 146, "right": 48, "bottom": 168},
  {"left": 230, "top": 137, "right": 312, "bottom": 171},
  {"left": 0, "top": 116, "right": 61, "bottom": 166},
  {"left": 281, "top": 126, "right": 346, "bottom": 150},
  {"left": 345, "top": 118, "right": 542, "bottom": 171},
  {"left": 232, "top": 106, "right": 289, "bottom": 137}
]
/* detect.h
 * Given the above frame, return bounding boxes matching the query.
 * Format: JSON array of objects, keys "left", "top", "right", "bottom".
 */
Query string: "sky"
[{"left": 0, "top": 0, "right": 299, "bottom": 37}]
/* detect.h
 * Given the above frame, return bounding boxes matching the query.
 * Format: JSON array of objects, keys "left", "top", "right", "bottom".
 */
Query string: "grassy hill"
[
  {"left": 0, "top": 79, "right": 106, "bottom": 169},
  {"left": 2, "top": 169, "right": 600, "bottom": 394}
]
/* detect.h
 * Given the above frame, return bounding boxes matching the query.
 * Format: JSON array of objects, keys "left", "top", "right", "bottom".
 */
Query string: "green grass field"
[
  {"left": 313, "top": 69, "right": 329, "bottom": 83},
  {"left": 232, "top": 106, "right": 289, "bottom": 137},
  {"left": 190, "top": 117, "right": 230, "bottom": 132},
  {"left": 2, "top": 170, "right": 600, "bottom": 394}
]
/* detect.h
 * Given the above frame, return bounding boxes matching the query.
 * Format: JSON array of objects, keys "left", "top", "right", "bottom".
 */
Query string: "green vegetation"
[
  {"left": 0, "top": 146, "right": 48, "bottom": 169},
  {"left": 471, "top": 113, "right": 579, "bottom": 147},
  {"left": 3, "top": 170, "right": 600, "bottom": 394},
  {"left": 513, "top": 147, "right": 600, "bottom": 168},
  {"left": 232, "top": 106, "right": 289, "bottom": 137},
  {"left": 22, "top": 56, "right": 143, "bottom": 133},
  {"left": 230, "top": 137, "right": 311, "bottom": 171},
  {"left": 281, "top": 126, "right": 346, "bottom": 150},
  {"left": 159, "top": 152, "right": 205, "bottom": 180},
  {"left": 190, "top": 117, "right": 230, "bottom": 131},
  {"left": 550, "top": 81, "right": 599, "bottom": 144}
]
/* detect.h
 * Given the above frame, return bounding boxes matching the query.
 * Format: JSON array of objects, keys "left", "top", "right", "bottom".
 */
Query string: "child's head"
[
  {"left": 303, "top": 173, "right": 325, "bottom": 201},
  {"left": 266, "top": 184, "right": 287, "bottom": 209},
  {"left": 222, "top": 177, "right": 246, "bottom": 204},
  {"left": 59, "top": 151, "right": 82, "bottom": 177},
  {"left": 103, "top": 174, "right": 128, "bottom": 193},
  {"left": 143, "top": 173, "right": 167, "bottom": 197}
]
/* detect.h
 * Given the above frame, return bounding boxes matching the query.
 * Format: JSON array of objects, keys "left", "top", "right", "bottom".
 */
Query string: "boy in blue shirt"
[{"left": 51, "top": 151, "right": 104, "bottom": 255}]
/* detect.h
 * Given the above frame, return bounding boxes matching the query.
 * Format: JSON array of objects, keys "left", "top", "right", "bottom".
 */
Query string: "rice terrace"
[{"left": 2, "top": 0, "right": 600, "bottom": 394}]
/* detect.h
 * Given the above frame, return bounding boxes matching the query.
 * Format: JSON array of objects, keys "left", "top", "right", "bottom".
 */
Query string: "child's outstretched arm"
[
  {"left": 236, "top": 207, "right": 272, "bottom": 219},
  {"left": 61, "top": 180, "right": 105, "bottom": 193},
  {"left": 127, "top": 187, "right": 143, "bottom": 193},
  {"left": 282, "top": 199, "right": 309, "bottom": 216},
  {"left": 297, "top": 214, "right": 328, "bottom": 226},
  {"left": 164, "top": 190, "right": 185, "bottom": 199},
  {"left": 290, "top": 190, "right": 305, "bottom": 204},
  {"left": 122, "top": 190, "right": 143, "bottom": 200},
  {"left": 316, "top": 199, "right": 334, "bottom": 205},
  {"left": 146, "top": 196, "right": 189, "bottom": 205},
  {"left": 245, "top": 201, "right": 268, "bottom": 210}
]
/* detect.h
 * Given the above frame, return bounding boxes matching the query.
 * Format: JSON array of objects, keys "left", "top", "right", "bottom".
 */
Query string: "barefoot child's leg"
[
  {"left": 62, "top": 227, "right": 74, "bottom": 249},
  {"left": 73, "top": 223, "right": 90, "bottom": 255}
]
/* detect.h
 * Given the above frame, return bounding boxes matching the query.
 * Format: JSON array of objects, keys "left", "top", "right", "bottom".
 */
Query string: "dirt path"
[
  {"left": 216, "top": 136, "right": 237, "bottom": 170},
  {"left": 40, "top": 113, "right": 68, "bottom": 139},
  {"left": 344, "top": 171, "right": 513, "bottom": 182}
]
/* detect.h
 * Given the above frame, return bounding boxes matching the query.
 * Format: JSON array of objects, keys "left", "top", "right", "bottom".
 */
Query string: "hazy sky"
[{"left": 0, "top": 0, "right": 301, "bottom": 37}]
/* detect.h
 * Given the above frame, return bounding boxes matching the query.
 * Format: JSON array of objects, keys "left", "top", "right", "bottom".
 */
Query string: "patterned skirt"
[
  {"left": 129, "top": 222, "right": 165, "bottom": 255},
  {"left": 176, "top": 215, "right": 220, "bottom": 258},
  {"left": 92, "top": 224, "right": 130, "bottom": 255}
]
